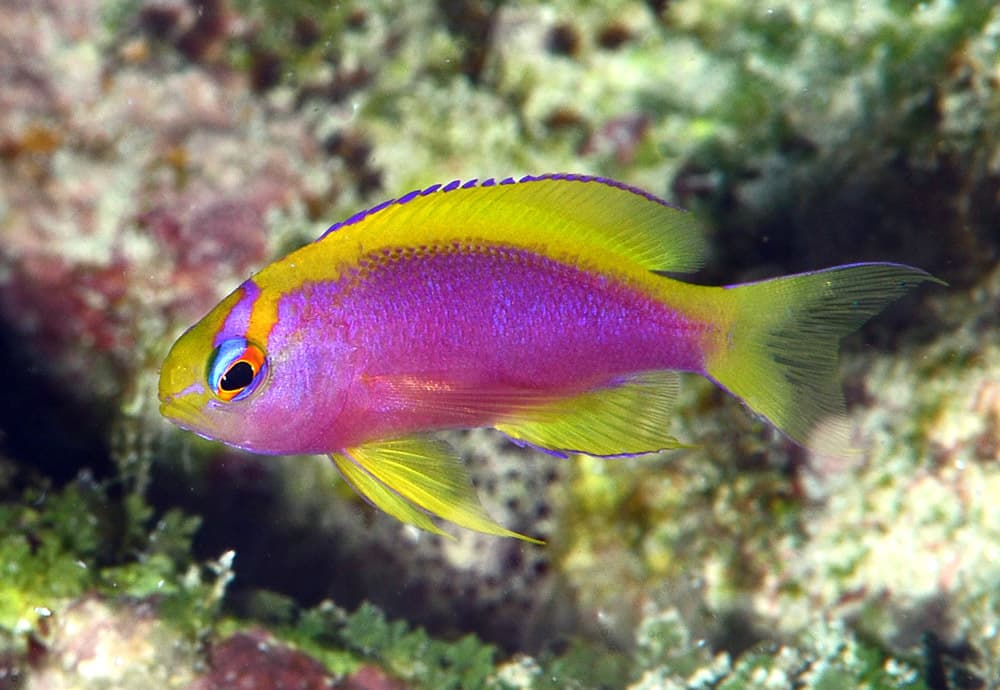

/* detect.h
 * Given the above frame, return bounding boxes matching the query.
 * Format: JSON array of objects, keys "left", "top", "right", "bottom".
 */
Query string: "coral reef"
[
  {"left": 189, "top": 630, "right": 341, "bottom": 690},
  {"left": 24, "top": 597, "right": 200, "bottom": 690},
  {"left": 0, "top": 0, "right": 998, "bottom": 687},
  {"left": 152, "top": 431, "right": 576, "bottom": 651},
  {"left": 0, "top": 469, "right": 939, "bottom": 688}
]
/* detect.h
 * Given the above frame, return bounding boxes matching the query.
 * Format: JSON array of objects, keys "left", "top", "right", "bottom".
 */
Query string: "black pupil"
[{"left": 220, "top": 361, "right": 255, "bottom": 391}]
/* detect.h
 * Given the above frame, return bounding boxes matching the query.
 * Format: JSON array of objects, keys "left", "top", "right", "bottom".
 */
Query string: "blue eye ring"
[{"left": 207, "top": 338, "right": 268, "bottom": 402}]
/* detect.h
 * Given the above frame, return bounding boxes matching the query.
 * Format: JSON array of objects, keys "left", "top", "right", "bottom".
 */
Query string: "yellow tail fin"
[{"left": 703, "top": 263, "right": 944, "bottom": 454}]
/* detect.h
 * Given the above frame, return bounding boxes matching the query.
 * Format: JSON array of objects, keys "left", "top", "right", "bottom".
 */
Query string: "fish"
[{"left": 158, "top": 173, "right": 943, "bottom": 542}]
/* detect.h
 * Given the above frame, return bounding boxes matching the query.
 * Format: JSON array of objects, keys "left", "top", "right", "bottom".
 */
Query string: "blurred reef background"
[{"left": 1, "top": 0, "right": 999, "bottom": 688}]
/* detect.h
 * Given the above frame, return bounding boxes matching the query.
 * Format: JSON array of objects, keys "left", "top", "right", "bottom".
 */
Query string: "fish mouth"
[
  {"left": 160, "top": 397, "right": 266, "bottom": 451},
  {"left": 158, "top": 368, "right": 212, "bottom": 430},
  {"left": 159, "top": 395, "right": 212, "bottom": 435}
]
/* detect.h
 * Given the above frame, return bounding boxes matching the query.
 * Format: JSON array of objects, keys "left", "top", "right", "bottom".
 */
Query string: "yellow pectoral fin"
[
  {"left": 495, "top": 371, "right": 691, "bottom": 457},
  {"left": 329, "top": 452, "right": 448, "bottom": 537},
  {"left": 341, "top": 437, "right": 543, "bottom": 544}
]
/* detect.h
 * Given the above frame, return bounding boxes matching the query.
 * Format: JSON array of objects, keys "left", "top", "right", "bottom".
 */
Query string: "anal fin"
[{"left": 495, "top": 371, "right": 688, "bottom": 457}]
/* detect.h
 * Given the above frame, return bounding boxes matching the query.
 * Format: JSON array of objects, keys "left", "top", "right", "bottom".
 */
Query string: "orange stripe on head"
[{"left": 244, "top": 293, "right": 280, "bottom": 348}]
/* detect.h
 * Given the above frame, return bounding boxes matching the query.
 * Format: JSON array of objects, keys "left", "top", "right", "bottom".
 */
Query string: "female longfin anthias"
[{"left": 159, "top": 174, "right": 943, "bottom": 543}]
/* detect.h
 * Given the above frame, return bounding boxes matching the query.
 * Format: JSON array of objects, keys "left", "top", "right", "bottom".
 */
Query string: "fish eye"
[{"left": 207, "top": 338, "right": 268, "bottom": 402}]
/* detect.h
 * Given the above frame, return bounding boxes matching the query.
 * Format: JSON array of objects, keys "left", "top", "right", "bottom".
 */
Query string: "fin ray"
[
  {"left": 495, "top": 371, "right": 688, "bottom": 457},
  {"left": 705, "top": 262, "right": 945, "bottom": 453},
  {"left": 346, "top": 437, "right": 542, "bottom": 543},
  {"left": 321, "top": 174, "right": 706, "bottom": 273},
  {"left": 364, "top": 373, "right": 556, "bottom": 423},
  {"left": 329, "top": 452, "right": 447, "bottom": 536}
]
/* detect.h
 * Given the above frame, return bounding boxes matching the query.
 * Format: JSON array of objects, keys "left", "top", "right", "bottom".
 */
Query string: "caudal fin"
[{"left": 703, "top": 262, "right": 944, "bottom": 453}]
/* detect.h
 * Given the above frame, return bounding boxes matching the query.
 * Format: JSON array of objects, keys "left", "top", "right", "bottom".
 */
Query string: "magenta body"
[
  {"left": 253, "top": 246, "right": 708, "bottom": 453},
  {"left": 161, "top": 174, "right": 941, "bottom": 478}
]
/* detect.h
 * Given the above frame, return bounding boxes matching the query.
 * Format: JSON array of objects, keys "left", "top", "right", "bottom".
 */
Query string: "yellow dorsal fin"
[
  {"left": 495, "top": 371, "right": 690, "bottom": 457},
  {"left": 319, "top": 174, "right": 706, "bottom": 274},
  {"left": 333, "top": 437, "right": 543, "bottom": 543}
]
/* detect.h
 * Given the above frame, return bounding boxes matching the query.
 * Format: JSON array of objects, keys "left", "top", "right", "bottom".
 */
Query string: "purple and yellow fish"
[{"left": 159, "top": 174, "right": 941, "bottom": 542}]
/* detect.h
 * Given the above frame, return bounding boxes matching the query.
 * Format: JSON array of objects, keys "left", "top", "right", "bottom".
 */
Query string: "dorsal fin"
[{"left": 318, "top": 174, "right": 707, "bottom": 274}]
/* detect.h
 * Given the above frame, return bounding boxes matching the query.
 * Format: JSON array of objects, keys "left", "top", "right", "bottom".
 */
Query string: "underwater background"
[{"left": 1, "top": 1, "right": 998, "bottom": 688}]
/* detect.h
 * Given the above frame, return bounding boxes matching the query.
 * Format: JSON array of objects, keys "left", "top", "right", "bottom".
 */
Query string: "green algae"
[
  {"left": 0, "top": 492, "right": 94, "bottom": 634},
  {"left": 254, "top": 597, "right": 933, "bottom": 690},
  {"left": 0, "top": 466, "right": 946, "bottom": 689},
  {"left": 340, "top": 602, "right": 498, "bottom": 688},
  {"left": 0, "top": 479, "right": 217, "bottom": 642}
]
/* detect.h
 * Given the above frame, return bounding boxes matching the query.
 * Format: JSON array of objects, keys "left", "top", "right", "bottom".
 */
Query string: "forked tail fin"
[{"left": 703, "top": 262, "right": 944, "bottom": 454}]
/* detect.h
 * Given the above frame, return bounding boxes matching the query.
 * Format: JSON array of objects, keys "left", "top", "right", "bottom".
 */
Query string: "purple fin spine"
[
  {"left": 320, "top": 198, "right": 397, "bottom": 238},
  {"left": 720, "top": 261, "right": 934, "bottom": 289},
  {"left": 500, "top": 431, "right": 665, "bottom": 460},
  {"left": 318, "top": 171, "right": 684, "bottom": 241},
  {"left": 503, "top": 435, "right": 570, "bottom": 459},
  {"left": 520, "top": 172, "right": 682, "bottom": 210}
]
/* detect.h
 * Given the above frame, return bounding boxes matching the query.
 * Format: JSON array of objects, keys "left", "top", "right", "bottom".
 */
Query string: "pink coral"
[
  {"left": 188, "top": 630, "right": 336, "bottom": 690},
  {"left": 0, "top": 0, "right": 326, "bottom": 401},
  {"left": 189, "top": 629, "right": 408, "bottom": 690}
]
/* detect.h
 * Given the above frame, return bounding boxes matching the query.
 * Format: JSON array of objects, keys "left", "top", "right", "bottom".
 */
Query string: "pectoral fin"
[
  {"left": 362, "top": 372, "right": 555, "bottom": 423},
  {"left": 329, "top": 451, "right": 447, "bottom": 537},
  {"left": 495, "top": 371, "right": 689, "bottom": 457},
  {"left": 331, "top": 437, "right": 542, "bottom": 543}
]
